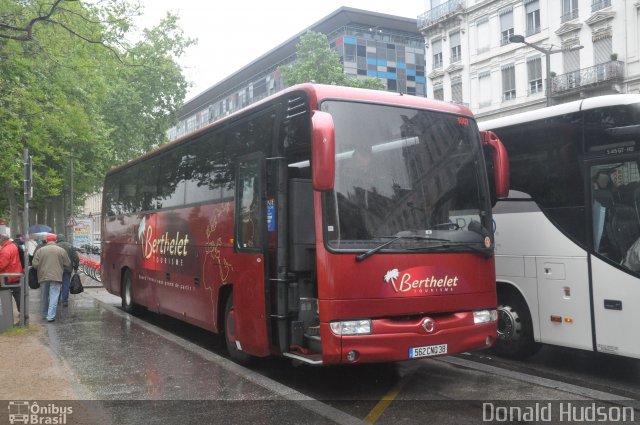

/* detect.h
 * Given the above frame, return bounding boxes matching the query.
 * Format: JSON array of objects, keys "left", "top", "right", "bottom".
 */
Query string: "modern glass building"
[{"left": 168, "top": 7, "right": 424, "bottom": 141}]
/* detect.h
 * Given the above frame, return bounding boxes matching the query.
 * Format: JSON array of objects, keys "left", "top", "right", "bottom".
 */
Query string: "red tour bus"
[{"left": 101, "top": 84, "right": 509, "bottom": 364}]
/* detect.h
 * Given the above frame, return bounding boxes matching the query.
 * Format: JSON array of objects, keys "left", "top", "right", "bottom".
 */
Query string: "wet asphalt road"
[{"left": 30, "top": 285, "right": 640, "bottom": 424}]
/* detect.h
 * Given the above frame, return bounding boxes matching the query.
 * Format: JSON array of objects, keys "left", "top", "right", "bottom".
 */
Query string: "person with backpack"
[
  {"left": 0, "top": 233, "right": 24, "bottom": 312},
  {"left": 55, "top": 234, "right": 79, "bottom": 307}
]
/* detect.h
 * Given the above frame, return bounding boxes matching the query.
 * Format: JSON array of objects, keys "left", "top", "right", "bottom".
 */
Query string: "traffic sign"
[{"left": 66, "top": 216, "right": 78, "bottom": 227}]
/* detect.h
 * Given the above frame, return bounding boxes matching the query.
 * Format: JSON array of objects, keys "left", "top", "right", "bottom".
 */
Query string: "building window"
[
  {"left": 502, "top": 65, "right": 516, "bottom": 101},
  {"left": 476, "top": 19, "right": 490, "bottom": 53},
  {"left": 500, "top": 9, "right": 514, "bottom": 46},
  {"left": 593, "top": 35, "right": 613, "bottom": 81},
  {"left": 433, "top": 85, "right": 444, "bottom": 101},
  {"left": 527, "top": 57, "right": 543, "bottom": 95},
  {"left": 563, "top": 48, "right": 581, "bottom": 88},
  {"left": 593, "top": 36, "right": 612, "bottom": 64},
  {"left": 478, "top": 71, "right": 491, "bottom": 107},
  {"left": 591, "top": 0, "right": 611, "bottom": 12},
  {"left": 432, "top": 39, "right": 443, "bottom": 69},
  {"left": 561, "top": 0, "right": 579, "bottom": 22},
  {"left": 525, "top": 0, "right": 541, "bottom": 36},
  {"left": 450, "top": 31, "right": 461, "bottom": 63},
  {"left": 451, "top": 80, "right": 462, "bottom": 104}
]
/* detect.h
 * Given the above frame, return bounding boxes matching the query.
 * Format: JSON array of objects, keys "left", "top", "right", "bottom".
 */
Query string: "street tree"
[
  {"left": 279, "top": 31, "right": 385, "bottom": 90},
  {"left": 0, "top": 1, "right": 194, "bottom": 232}
]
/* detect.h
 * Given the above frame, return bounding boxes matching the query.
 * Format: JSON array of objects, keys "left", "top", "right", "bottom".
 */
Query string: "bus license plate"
[{"left": 409, "top": 344, "right": 447, "bottom": 359}]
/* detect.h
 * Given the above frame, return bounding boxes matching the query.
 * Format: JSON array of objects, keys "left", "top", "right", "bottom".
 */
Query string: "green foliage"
[
  {"left": 279, "top": 31, "right": 385, "bottom": 90},
  {"left": 0, "top": 1, "right": 194, "bottom": 221}
]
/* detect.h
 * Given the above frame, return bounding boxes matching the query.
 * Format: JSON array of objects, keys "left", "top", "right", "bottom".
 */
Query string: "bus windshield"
[{"left": 321, "top": 100, "right": 491, "bottom": 251}]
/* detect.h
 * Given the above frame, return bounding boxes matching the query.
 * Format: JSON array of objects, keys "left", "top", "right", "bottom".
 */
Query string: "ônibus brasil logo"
[
  {"left": 7, "top": 401, "right": 72, "bottom": 424},
  {"left": 384, "top": 268, "right": 460, "bottom": 294}
]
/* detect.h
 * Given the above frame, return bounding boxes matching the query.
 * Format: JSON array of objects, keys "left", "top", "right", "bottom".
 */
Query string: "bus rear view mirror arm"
[
  {"left": 480, "top": 130, "right": 510, "bottom": 199},
  {"left": 311, "top": 110, "right": 335, "bottom": 191}
]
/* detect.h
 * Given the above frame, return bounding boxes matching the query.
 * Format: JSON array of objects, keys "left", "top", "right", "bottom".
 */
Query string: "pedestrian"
[
  {"left": 32, "top": 234, "right": 71, "bottom": 322},
  {"left": 13, "top": 234, "right": 26, "bottom": 270},
  {"left": 55, "top": 234, "right": 79, "bottom": 307},
  {"left": 0, "top": 233, "right": 24, "bottom": 312},
  {"left": 26, "top": 233, "right": 38, "bottom": 265}
]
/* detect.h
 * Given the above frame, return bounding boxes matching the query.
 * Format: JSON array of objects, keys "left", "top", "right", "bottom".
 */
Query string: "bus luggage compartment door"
[
  {"left": 536, "top": 256, "right": 592, "bottom": 351},
  {"left": 591, "top": 255, "right": 640, "bottom": 359}
]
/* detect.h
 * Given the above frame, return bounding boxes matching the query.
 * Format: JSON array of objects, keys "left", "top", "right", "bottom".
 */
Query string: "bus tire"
[
  {"left": 121, "top": 270, "right": 142, "bottom": 315},
  {"left": 492, "top": 291, "right": 541, "bottom": 359},
  {"left": 224, "top": 295, "right": 251, "bottom": 364}
]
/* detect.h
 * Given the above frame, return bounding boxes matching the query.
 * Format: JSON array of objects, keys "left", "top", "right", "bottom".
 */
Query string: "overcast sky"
[{"left": 135, "top": 1, "right": 425, "bottom": 101}]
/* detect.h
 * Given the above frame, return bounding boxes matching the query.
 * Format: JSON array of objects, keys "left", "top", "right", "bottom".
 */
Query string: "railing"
[
  {"left": 418, "top": 0, "right": 465, "bottom": 29},
  {"left": 551, "top": 61, "right": 624, "bottom": 95},
  {"left": 591, "top": 0, "right": 611, "bottom": 12},
  {"left": 560, "top": 8, "right": 579, "bottom": 23}
]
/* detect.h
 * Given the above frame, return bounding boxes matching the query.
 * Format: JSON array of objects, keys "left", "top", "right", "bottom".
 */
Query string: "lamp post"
[{"left": 509, "top": 34, "right": 582, "bottom": 107}]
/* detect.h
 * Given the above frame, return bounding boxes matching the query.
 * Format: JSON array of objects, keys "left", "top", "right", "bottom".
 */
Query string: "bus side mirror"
[
  {"left": 480, "top": 130, "right": 509, "bottom": 199},
  {"left": 311, "top": 110, "right": 335, "bottom": 191}
]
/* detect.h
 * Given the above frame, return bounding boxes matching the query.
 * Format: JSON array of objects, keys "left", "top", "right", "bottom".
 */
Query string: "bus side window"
[
  {"left": 591, "top": 162, "right": 640, "bottom": 269},
  {"left": 236, "top": 157, "right": 263, "bottom": 251}
]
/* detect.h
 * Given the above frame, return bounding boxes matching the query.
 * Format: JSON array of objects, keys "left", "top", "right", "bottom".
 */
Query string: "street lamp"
[{"left": 509, "top": 34, "right": 583, "bottom": 106}]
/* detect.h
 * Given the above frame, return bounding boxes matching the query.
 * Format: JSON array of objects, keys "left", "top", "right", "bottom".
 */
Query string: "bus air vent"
[{"left": 286, "top": 96, "right": 307, "bottom": 120}]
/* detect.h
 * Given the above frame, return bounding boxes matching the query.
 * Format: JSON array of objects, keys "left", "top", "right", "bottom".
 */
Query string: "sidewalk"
[
  {"left": 0, "top": 276, "right": 357, "bottom": 425},
  {"left": 0, "top": 275, "right": 118, "bottom": 400}
]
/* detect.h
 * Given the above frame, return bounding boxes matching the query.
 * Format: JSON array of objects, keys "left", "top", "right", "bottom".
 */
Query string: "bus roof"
[
  {"left": 106, "top": 83, "right": 474, "bottom": 177},
  {"left": 478, "top": 94, "right": 640, "bottom": 131}
]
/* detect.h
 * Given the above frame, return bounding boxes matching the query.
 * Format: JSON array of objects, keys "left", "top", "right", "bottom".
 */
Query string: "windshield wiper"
[
  {"left": 406, "top": 242, "right": 493, "bottom": 258},
  {"left": 355, "top": 234, "right": 450, "bottom": 263}
]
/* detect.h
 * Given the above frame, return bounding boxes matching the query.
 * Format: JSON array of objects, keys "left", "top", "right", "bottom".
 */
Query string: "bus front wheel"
[
  {"left": 224, "top": 295, "right": 251, "bottom": 364},
  {"left": 492, "top": 292, "right": 541, "bottom": 359},
  {"left": 121, "top": 270, "right": 142, "bottom": 315}
]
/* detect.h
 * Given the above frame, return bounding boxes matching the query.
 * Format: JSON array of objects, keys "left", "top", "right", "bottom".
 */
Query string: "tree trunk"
[
  {"left": 46, "top": 200, "right": 55, "bottom": 234},
  {"left": 6, "top": 185, "right": 20, "bottom": 235},
  {"left": 53, "top": 196, "right": 65, "bottom": 236}
]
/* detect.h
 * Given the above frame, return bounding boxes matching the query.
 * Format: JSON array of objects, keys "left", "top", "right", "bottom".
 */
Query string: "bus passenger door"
[
  {"left": 232, "top": 154, "right": 270, "bottom": 356},
  {"left": 587, "top": 159, "right": 640, "bottom": 358}
]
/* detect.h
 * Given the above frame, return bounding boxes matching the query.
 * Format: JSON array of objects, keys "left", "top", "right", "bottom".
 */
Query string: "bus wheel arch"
[
  {"left": 121, "top": 268, "right": 142, "bottom": 315},
  {"left": 493, "top": 282, "right": 541, "bottom": 359},
  {"left": 222, "top": 290, "right": 252, "bottom": 363}
]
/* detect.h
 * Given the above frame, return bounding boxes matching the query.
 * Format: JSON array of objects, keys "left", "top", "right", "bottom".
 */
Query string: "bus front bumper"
[{"left": 320, "top": 311, "right": 497, "bottom": 364}]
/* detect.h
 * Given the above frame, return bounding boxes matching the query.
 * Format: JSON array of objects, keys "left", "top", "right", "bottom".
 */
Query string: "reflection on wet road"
[{"left": 38, "top": 288, "right": 640, "bottom": 424}]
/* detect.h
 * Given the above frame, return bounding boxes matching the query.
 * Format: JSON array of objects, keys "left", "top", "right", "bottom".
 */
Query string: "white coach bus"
[{"left": 479, "top": 94, "right": 640, "bottom": 360}]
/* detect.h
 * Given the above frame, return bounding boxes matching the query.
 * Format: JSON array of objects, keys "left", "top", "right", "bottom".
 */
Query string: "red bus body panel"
[{"left": 102, "top": 202, "right": 270, "bottom": 357}]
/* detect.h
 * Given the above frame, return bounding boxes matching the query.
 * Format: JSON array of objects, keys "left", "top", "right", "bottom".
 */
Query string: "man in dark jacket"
[{"left": 56, "top": 234, "right": 79, "bottom": 307}]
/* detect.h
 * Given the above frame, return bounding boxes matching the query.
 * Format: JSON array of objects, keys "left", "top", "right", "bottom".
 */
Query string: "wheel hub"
[{"left": 497, "top": 306, "right": 519, "bottom": 340}]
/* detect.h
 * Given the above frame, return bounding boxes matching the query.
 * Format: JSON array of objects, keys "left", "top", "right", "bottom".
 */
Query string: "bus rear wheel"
[
  {"left": 224, "top": 295, "right": 251, "bottom": 364},
  {"left": 121, "top": 270, "right": 142, "bottom": 315},
  {"left": 492, "top": 292, "right": 541, "bottom": 359}
]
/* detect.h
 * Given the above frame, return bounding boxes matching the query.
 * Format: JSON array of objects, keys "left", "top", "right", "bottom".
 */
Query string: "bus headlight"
[
  {"left": 474, "top": 309, "right": 498, "bottom": 324},
  {"left": 330, "top": 319, "right": 371, "bottom": 335}
]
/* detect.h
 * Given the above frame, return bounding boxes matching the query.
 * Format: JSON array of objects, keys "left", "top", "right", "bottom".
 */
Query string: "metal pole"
[
  {"left": 70, "top": 158, "right": 74, "bottom": 245},
  {"left": 21, "top": 148, "right": 29, "bottom": 326},
  {"left": 545, "top": 51, "right": 552, "bottom": 107}
]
